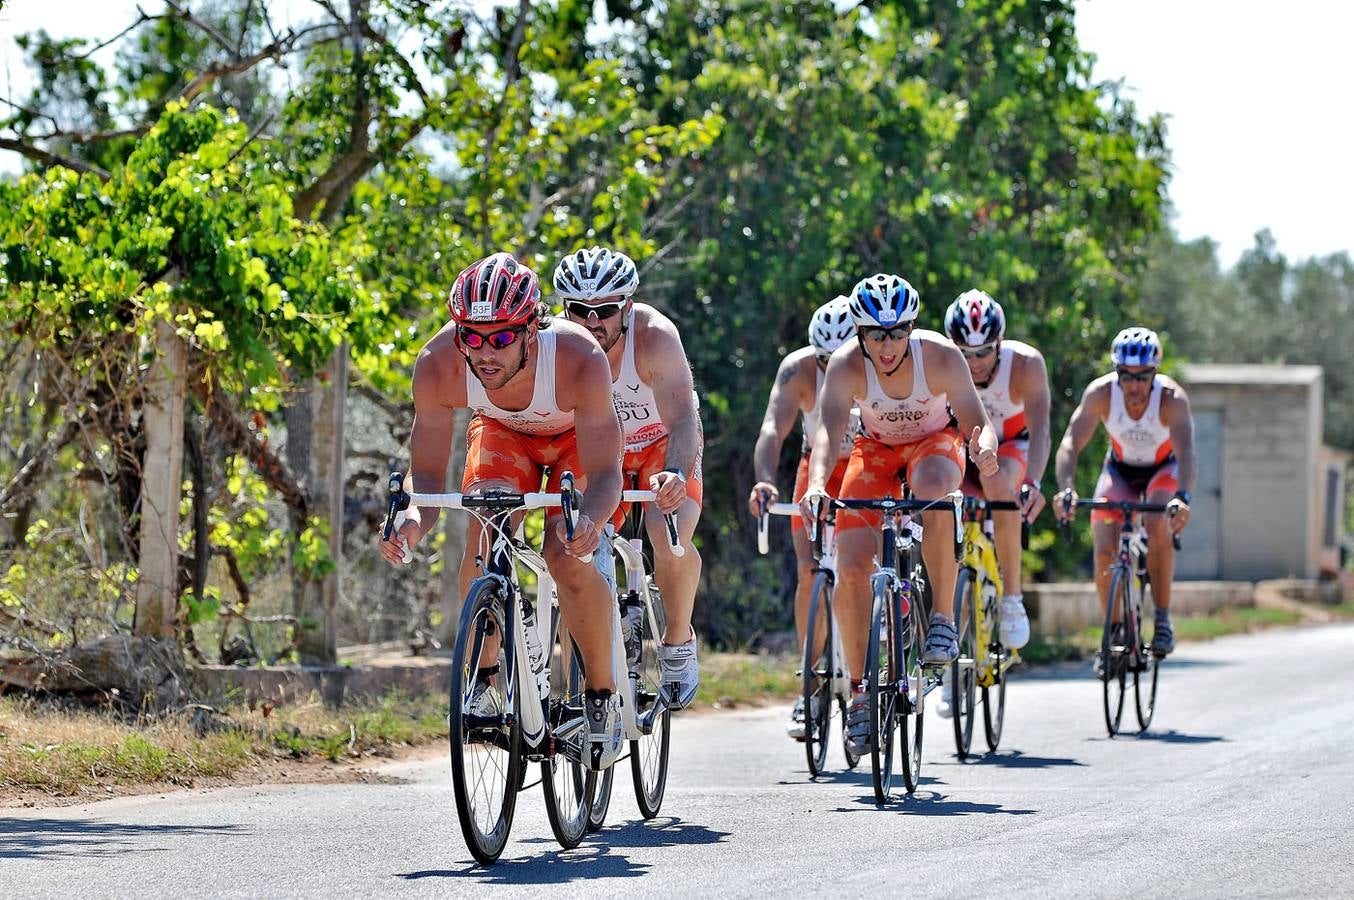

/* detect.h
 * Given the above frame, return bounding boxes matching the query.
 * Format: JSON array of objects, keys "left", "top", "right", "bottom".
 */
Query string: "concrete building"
[{"left": 1177, "top": 364, "right": 1348, "bottom": 581}]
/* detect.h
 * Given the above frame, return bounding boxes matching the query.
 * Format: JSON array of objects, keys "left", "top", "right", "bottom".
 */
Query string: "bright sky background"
[{"left": 4, "top": 1, "right": 1351, "bottom": 267}]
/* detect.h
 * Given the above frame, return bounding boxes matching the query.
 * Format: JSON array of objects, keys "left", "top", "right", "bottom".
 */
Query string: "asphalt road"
[{"left": 3, "top": 624, "right": 1353, "bottom": 898}]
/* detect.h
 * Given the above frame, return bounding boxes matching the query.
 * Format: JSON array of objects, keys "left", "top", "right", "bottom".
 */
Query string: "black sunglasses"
[
  {"left": 565, "top": 300, "right": 626, "bottom": 321},
  {"left": 961, "top": 343, "right": 998, "bottom": 359},
  {"left": 860, "top": 323, "right": 914, "bottom": 342},
  {"left": 458, "top": 324, "right": 526, "bottom": 350},
  {"left": 1116, "top": 367, "right": 1156, "bottom": 384}
]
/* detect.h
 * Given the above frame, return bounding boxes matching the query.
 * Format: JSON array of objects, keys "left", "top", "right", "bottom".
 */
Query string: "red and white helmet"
[
  {"left": 944, "top": 289, "right": 1005, "bottom": 347},
  {"left": 447, "top": 252, "right": 541, "bottom": 326}
]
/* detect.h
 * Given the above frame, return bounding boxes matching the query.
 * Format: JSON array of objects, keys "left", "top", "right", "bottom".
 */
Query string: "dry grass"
[{"left": 0, "top": 691, "right": 449, "bottom": 799}]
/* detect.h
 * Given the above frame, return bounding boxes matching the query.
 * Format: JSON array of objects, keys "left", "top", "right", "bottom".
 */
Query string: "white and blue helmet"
[
  {"left": 1110, "top": 327, "right": 1163, "bottom": 367},
  {"left": 848, "top": 273, "right": 921, "bottom": 329},
  {"left": 808, "top": 296, "right": 856, "bottom": 357}
]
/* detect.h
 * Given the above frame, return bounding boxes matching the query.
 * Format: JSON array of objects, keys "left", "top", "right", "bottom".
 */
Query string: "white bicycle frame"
[{"left": 397, "top": 487, "right": 680, "bottom": 750}]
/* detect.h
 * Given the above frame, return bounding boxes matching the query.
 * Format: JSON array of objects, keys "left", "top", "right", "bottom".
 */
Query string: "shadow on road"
[
  {"left": 1014, "top": 656, "right": 1232, "bottom": 683},
  {"left": 779, "top": 770, "right": 946, "bottom": 789},
  {"left": 940, "top": 749, "right": 1086, "bottom": 769},
  {"left": 395, "top": 818, "right": 730, "bottom": 883},
  {"left": 1084, "top": 728, "right": 1226, "bottom": 746},
  {"left": 835, "top": 791, "right": 1037, "bottom": 817},
  {"left": 0, "top": 818, "right": 247, "bottom": 860}
]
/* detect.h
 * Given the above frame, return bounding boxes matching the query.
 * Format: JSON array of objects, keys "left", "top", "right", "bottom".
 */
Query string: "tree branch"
[
  {"left": 193, "top": 382, "right": 312, "bottom": 519},
  {"left": 164, "top": 0, "right": 240, "bottom": 57},
  {"left": 0, "top": 416, "right": 86, "bottom": 515},
  {"left": 0, "top": 138, "right": 111, "bottom": 179}
]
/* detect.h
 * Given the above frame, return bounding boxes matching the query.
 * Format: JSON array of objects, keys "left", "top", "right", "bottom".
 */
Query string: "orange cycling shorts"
[
  {"left": 836, "top": 428, "right": 965, "bottom": 533},
  {"left": 961, "top": 437, "right": 1029, "bottom": 497},
  {"left": 619, "top": 436, "right": 703, "bottom": 520},
  {"left": 462, "top": 414, "right": 589, "bottom": 500}
]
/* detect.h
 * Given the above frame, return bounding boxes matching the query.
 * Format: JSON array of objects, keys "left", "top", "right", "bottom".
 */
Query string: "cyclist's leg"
[
  {"left": 1142, "top": 461, "right": 1180, "bottom": 613},
  {"left": 633, "top": 439, "right": 703, "bottom": 645},
  {"left": 1090, "top": 459, "right": 1129, "bottom": 616},
  {"left": 540, "top": 433, "right": 618, "bottom": 694},
  {"left": 834, "top": 436, "right": 891, "bottom": 682},
  {"left": 908, "top": 431, "right": 966, "bottom": 620},
  {"left": 790, "top": 454, "right": 816, "bottom": 656},
  {"left": 979, "top": 441, "right": 1030, "bottom": 647}
]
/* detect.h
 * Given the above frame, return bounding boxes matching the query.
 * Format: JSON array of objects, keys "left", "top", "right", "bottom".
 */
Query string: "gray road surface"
[{"left": 3, "top": 624, "right": 1353, "bottom": 898}]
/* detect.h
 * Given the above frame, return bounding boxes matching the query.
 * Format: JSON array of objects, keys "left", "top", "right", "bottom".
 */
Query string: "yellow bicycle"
[{"left": 951, "top": 496, "right": 1027, "bottom": 759}]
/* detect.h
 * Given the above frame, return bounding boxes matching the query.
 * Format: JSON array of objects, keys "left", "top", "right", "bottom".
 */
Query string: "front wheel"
[
  {"left": 449, "top": 579, "right": 521, "bottom": 865},
  {"left": 1101, "top": 567, "right": 1130, "bottom": 737},
  {"left": 897, "top": 589, "right": 925, "bottom": 794},
  {"left": 802, "top": 571, "right": 836, "bottom": 776},
  {"left": 866, "top": 585, "right": 899, "bottom": 803},
  {"left": 542, "top": 627, "right": 595, "bottom": 849},
  {"left": 951, "top": 567, "right": 978, "bottom": 760},
  {"left": 1135, "top": 576, "right": 1160, "bottom": 731},
  {"left": 982, "top": 584, "right": 1007, "bottom": 751}
]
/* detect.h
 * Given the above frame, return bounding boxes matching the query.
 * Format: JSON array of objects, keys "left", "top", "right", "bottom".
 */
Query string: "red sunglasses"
[{"left": 458, "top": 324, "right": 526, "bottom": 350}]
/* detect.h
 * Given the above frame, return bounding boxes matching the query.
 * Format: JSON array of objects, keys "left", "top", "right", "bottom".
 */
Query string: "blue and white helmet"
[
  {"left": 848, "top": 273, "right": 920, "bottom": 329},
  {"left": 552, "top": 246, "right": 639, "bottom": 300},
  {"left": 808, "top": 296, "right": 856, "bottom": 357},
  {"left": 1110, "top": 327, "right": 1163, "bottom": 367}
]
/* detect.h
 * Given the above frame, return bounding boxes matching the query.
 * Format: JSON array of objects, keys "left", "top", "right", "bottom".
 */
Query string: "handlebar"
[{"left": 1055, "top": 497, "right": 1183, "bottom": 551}]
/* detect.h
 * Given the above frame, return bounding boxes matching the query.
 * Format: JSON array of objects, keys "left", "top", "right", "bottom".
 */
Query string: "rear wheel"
[
  {"left": 1101, "top": 568, "right": 1130, "bottom": 737},
  {"left": 448, "top": 579, "right": 521, "bottom": 865},
  {"left": 951, "top": 568, "right": 978, "bottom": 759},
  {"left": 982, "top": 582, "right": 1007, "bottom": 751},
  {"left": 542, "top": 627, "right": 595, "bottom": 849},
  {"left": 1135, "top": 576, "right": 1160, "bottom": 731},
  {"left": 802, "top": 571, "right": 835, "bottom": 775},
  {"left": 630, "top": 580, "right": 671, "bottom": 818},
  {"left": 866, "top": 586, "right": 898, "bottom": 804}
]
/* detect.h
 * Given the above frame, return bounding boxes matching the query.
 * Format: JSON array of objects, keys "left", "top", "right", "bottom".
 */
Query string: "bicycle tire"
[
  {"left": 630, "top": 577, "right": 671, "bottom": 819},
  {"left": 898, "top": 590, "right": 925, "bottom": 793},
  {"left": 449, "top": 579, "right": 522, "bottom": 865},
  {"left": 802, "top": 570, "right": 835, "bottom": 775},
  {"left": 951, "top": 567, "right": 978, "bottom": 759},
  {"left": 1101, "top": 567, "right": 1130, "bottom": 737},
  {"left": 867, "top": 585, "right": 898, "bottom": 803},
  {"left": 982, "top": 581, "right": 1006, "bottom": 752},
  {"left": 1134, "top": 575, "right": 1160, "bottom": 731},
  {"left": 542, "top": 627, "right": 596, "bottom": 849}
]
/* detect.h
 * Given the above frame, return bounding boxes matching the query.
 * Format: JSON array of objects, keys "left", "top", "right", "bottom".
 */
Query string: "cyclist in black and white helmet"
[{"left": 553, "top": 245, "right": 705, "bottom": 711}]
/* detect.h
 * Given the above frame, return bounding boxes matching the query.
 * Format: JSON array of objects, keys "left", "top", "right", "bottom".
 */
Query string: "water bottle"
[
  {"left": 619, "top": 592, "right": 643, "bottom": 668},
  {"left": 520, "top": 597, "right": 548, "bottom": 697}
]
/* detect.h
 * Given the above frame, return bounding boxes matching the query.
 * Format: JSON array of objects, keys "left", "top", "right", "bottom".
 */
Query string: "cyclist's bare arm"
[
  {"left": 926, "top": 337, "right": 998, "bottom": 471},
  {"left": 1015, "top": 348, "right": 1053, "bottom": 484},
  {"left": 751, "top": 349, "right": 815, "bottom": 504},
  {"left": 1161, "top": 380, "right": 1197, "bottom": 496},
  {"left": 555, "top": 325, "right": 624, "bottom": 526},
  {"left": 401, "top": 328, "right": 469, "bottom": 542},
  {"left": 638, "top": 310, "right": 702, "bottom": 477},
  {"left": 804, "top": 345, "right": 861, "bottom": 493},
  {"left": 1055, "top": 376, "right": 1111, "bottom": 492}
]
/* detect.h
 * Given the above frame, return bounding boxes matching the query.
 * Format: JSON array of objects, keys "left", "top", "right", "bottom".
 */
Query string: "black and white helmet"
[
  {"left": 944, "top": 289, "right": 1006, "bottom": 346},
  {"left": 552, "top": 246, "right": 639, "bottom": 300},
  {"left": 808, "top": 296, "right": 855, "bottom": 358}
]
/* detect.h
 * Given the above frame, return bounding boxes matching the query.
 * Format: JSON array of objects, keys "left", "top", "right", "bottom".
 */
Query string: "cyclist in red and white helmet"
[
  {"left": 1053, "top": 327, "right": 1196, "bottom": 658},
  {"left": 748, "top": 295, "right": 861, "bottom": 739},
  {"left": 801, "top": 273, "right": 1000, "bottom": 758},
  {"left": 379, "top": 251, "right": 628, "bottom": 771},
  {"left": 939, "top": 289, "right": 1051, "bottom": 659},
  {"left": 554, "top": 245, "right": 706, "bottom": 711}
]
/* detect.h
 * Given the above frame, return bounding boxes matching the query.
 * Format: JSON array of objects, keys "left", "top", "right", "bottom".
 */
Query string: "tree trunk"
[
  {"left": 437, "top": 408, "right": 472, "bottom": 646},
  {"left": 296, "top": 344, "right": 348, "bottom": 664},
  {"left": 134, "top": 318, "right": 187, "bottom": 639}
]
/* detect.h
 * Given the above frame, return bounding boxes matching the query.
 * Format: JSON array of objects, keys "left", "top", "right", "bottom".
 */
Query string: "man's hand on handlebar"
[
  {"left": 1053, "top": 487, "right": 1078, "bottom": 524},
  {"left": 555, "top": 513, "right": 602, "bottom": 560},
  {"left": 749, "top": 481, "right": 778, "bottom": 517},
  {"left": 798, "top": 487, "right": 829, "bottom": 529},
  {"left": 650, "top": 469, "right": 687, "bottom": 515},
  {"left": 1166, "top": 497, "right": 1191, "bottom": 535}
]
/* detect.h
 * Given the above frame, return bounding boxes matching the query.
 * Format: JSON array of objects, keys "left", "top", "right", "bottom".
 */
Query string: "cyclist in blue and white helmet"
[
  {"left": 1110, "top": 326, "right": 1163, "bottom": 368},
  {"left": 797, "top": 271, "right": 1001, "bottom": 757},
  {"left": 1054, "top": 324, "right": 1196, "bottom": 659}
]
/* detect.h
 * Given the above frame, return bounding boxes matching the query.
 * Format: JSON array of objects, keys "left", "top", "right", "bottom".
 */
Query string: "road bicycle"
[
  {"left": 950, "top": 495, "right": 1028, "bottom": 759},
  {"left": 807, "top": 487, "right": 964, "bottom": 803},
  {"left": 755, "top": 498, "right": 860, "bottom": 776},
  {"left": 381, "top": 471, "right": 677, "bottom": 863},
  {"left": 1061, "top": 498, "right": 1180, "bottom": 737},
  {"left": 584, "top": 473, "right": 685, "bottom": 829}
]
